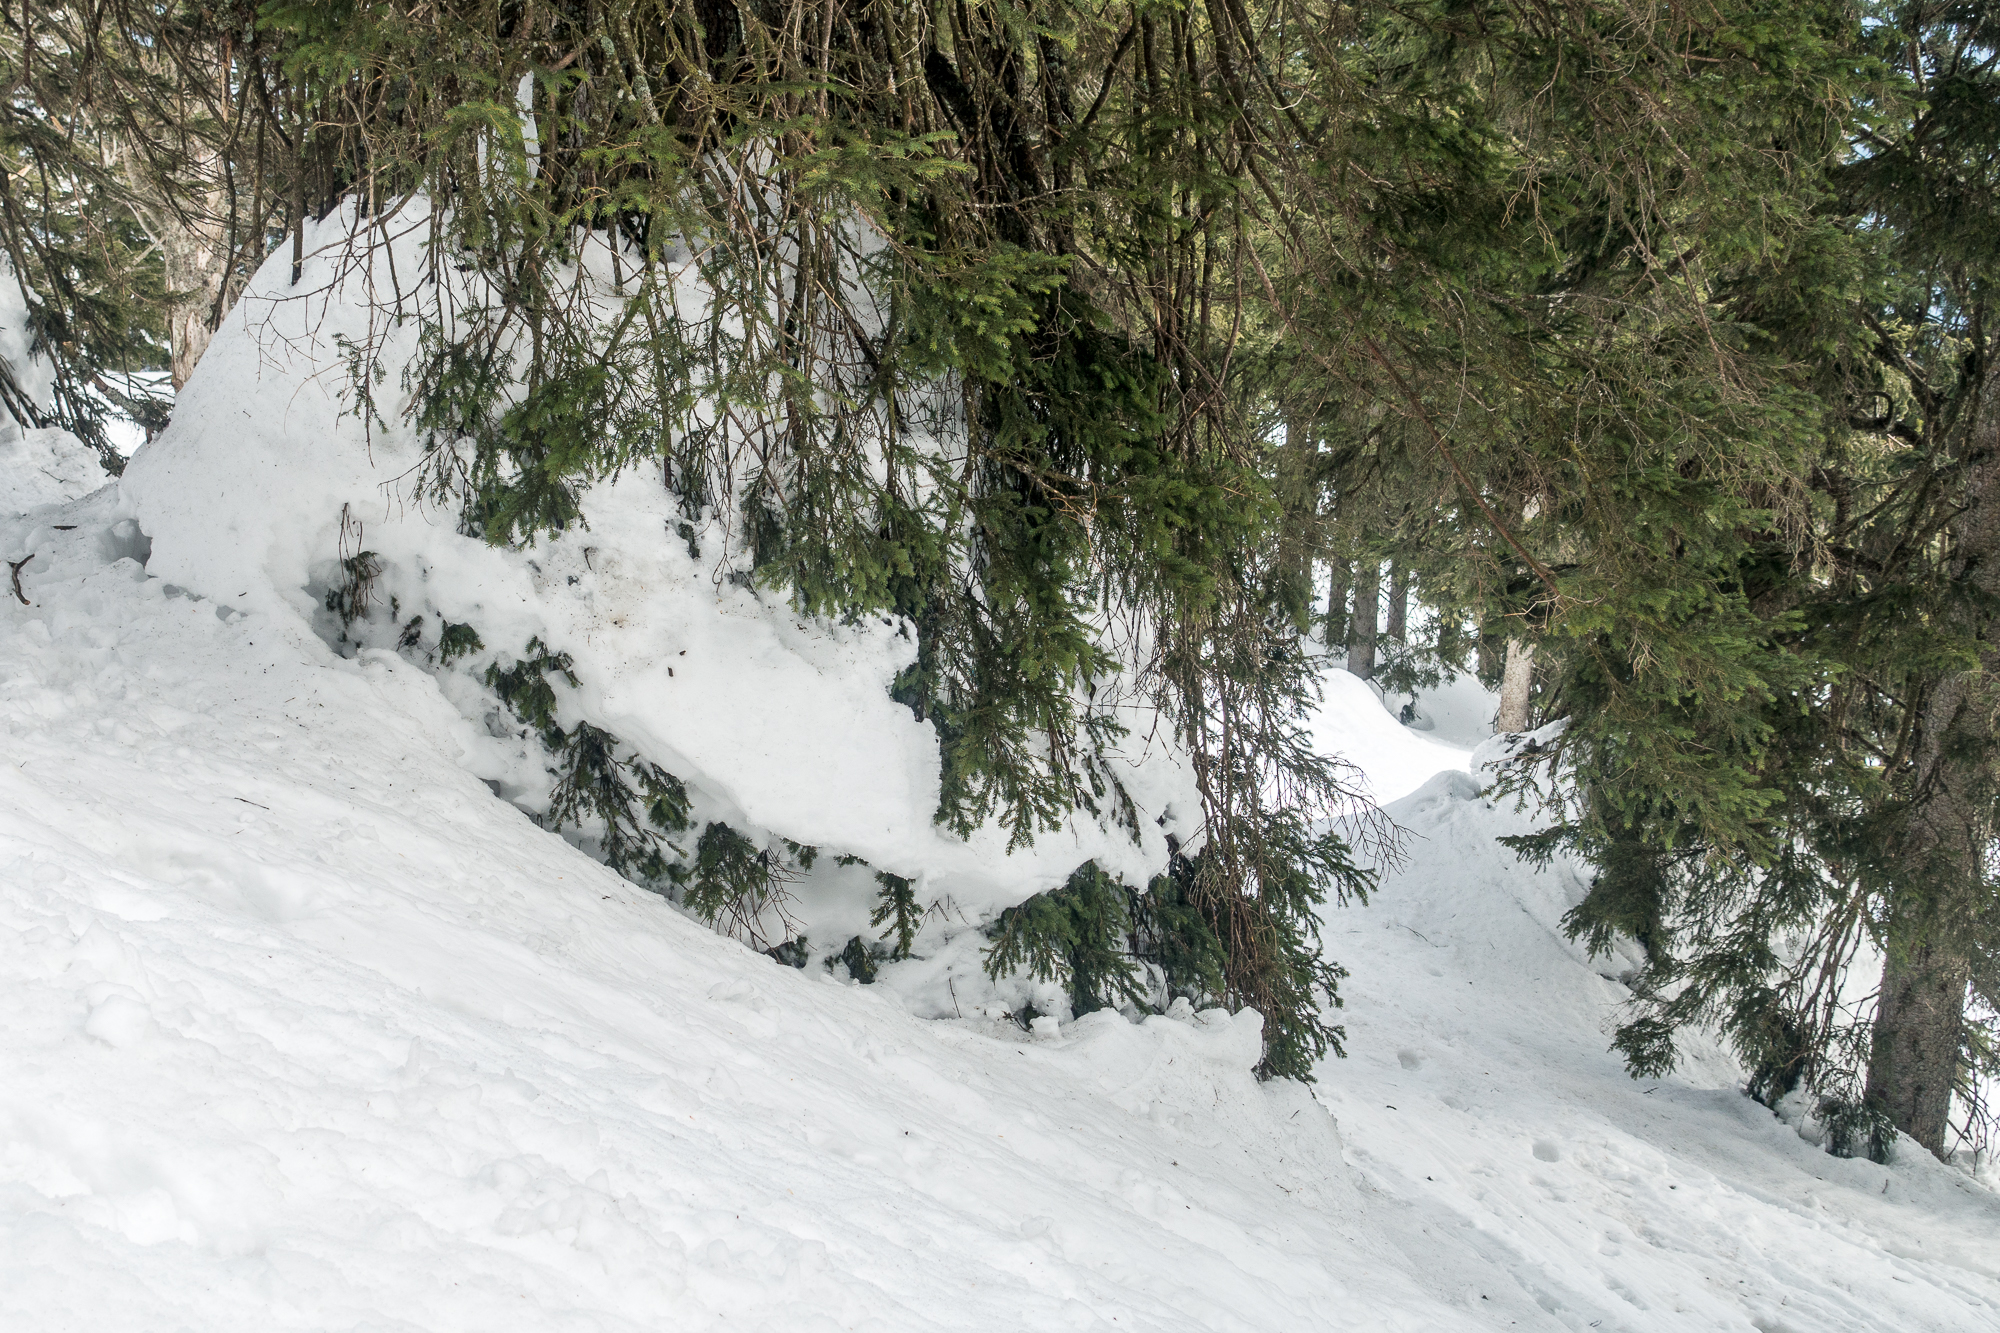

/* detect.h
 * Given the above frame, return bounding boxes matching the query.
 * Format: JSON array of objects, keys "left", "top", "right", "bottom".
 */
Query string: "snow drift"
[
  {"left": 4, "top": 435, "right": 1449, "bottom": 1331},
  {"left": 118, "top": 210, "right": 1197, "bottom": 957}
]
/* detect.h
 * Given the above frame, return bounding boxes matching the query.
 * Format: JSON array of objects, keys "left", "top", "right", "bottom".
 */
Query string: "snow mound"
[
  {"left": 119, "top": 210, "right": 1194, "bottom": 948},
  {"left": 1306, "top": 667, "right": 1472, "bottom": 804},
  {"left": 1, "top": 484, "right": 1456, "bottom": 1331},
  {"left": 0, "top": 426, "right": 107, "bottom": 515}
]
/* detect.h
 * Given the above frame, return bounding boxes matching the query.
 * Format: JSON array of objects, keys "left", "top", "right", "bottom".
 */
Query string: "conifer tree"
[
  {"left": 1509, "top": 1, "right": 2000, "bottom": 1163},
  {"left": 243, "top": 0, "right": 1390, "bottom": 1074},
  {"left": 0, "top": 3, "right": 288, "bottom": 455},
  {"left": 1791, "top": 2, "right": 2000, "bottom": 1157}
]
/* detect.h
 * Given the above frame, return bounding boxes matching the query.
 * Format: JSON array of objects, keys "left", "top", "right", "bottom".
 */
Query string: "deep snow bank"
[
  {"left": 3, "top": 438, "right": 1458, "bottom": 1332},
  {"left": 119, "top": 210, "right": 1197, "bottom": 950}
]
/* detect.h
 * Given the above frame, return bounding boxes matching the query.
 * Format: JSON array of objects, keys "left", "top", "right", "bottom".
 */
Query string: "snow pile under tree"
[{"left": 117, "top": 212, "right": 1207, "bottom": 1018}]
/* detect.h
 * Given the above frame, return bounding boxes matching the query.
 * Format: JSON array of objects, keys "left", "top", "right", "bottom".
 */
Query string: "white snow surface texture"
[
  {"left": 116, "top": 218, "right": 1193, "bottom": 936},
  {"left": 6, "top": 341, "right": 2000, "bottom": 1330}
]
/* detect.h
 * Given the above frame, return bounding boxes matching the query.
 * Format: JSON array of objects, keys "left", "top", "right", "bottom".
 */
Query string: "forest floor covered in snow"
[{"left": 4, "top": 436, "right": 1999, "bottom": 1331}]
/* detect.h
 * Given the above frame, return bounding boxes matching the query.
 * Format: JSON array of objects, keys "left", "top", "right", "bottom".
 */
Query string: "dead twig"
[{"left": 8, "top": 553, "right": 32, "bottom": 605}]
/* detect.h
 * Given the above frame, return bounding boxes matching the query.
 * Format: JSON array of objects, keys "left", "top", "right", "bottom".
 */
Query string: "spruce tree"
[
  {"left": 1511, "top": 0, "right": 2000, "bottom": 1163},
  {"left": 1829, "top": 1, "right": 2000, "bottom": 1157}
]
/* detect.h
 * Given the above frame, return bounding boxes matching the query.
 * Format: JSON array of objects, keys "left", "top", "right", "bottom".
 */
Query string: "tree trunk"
[
  {"left": 1863, "top": 363, "right": 2000, "bottom": 1159},
  {"left": 1384, "top": 564, "right": 1408, "bottom": 643},
  {"left": 1868, "top": 940, "right": 1971, "bottom": 1156},
  {"left": 1864, "top": 659, "right": 1988, "bottom": 1156},
  {"left": 1476, "top": 629, "right": 1502, "bottom": 683},
  {"left": 1495, "top": 638, "right": 1535, "bottom": 732},
  {"left": 1346, "top": 561, "right": 1379, "bottom": 679},
  {"left": 119, "top": 117, "right": 234, "bottom": 393},
  {"left": 1325, "top": 558, "right": 1351, "bottom": 649},
  {"left": 164, "top": 214, "right": 226, "bottom": 391}
]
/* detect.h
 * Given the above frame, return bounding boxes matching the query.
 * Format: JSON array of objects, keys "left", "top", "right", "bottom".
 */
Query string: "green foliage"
[
  {"left": 485, "top": 638, "right": 577, "bottom": 746},
  {"left": 980, "top": 832, "right": 1369, "bottom": 1081},
  {"left": 1817, "top": 1094, "right": 1897, "bottom": 1164},
  {"left": 219, "top": 0, "right": 1412, "bottom": 1075},
  {"left": 837, "top": 935, "right": 878, "bottom": 984},
  {"left": 677, "top": 822, "right": 787, "bottom": 933},
  {"left": 0, "top": 7, "right": 176, "bottom": 463},
  {"left": 984, "top": 862, "right": 1148, "bottom": 1018},
  {"left": 1182, "top": 823, "right": 1375, "bottom": 1081},
  {"left": 1131, "top": 859, "right": 1228, "bottom": 1011},
  {"left": 437, "top": 621, "right": 484, "bottom": 666},
  {"left": 22, "top": 0, "right": 1933, "bottom": 1094},
  {"left": 548, "top": 723, "right": 691, "bottom": 880},
  {"left": 1488, "top": 1, "right": 2000, "bottom": 1161},
  {"left": 487, "top": 637, "right": 691, "bottom": 883},
  {"left": 324, "top": 550, "right": 381, "bottom": 629},
  {"left": 870, "top": 872, "right": 923, "bottom": 961},
  {"left": 766, "top": 937, "right": 812, "bottom": 969}
]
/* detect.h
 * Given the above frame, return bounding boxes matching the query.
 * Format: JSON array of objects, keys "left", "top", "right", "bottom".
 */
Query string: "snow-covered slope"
[
  {"left": 5, "top": 434, "right": 1998, "bottom": 1331},
  {"left": 1324, "top": 769, "right": 2000, "bottom": 1329},
  {"left": 0, "top": 449, "right": 1451, "bottom": 1330}
]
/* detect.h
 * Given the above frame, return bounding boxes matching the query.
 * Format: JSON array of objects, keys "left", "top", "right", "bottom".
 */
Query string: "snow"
[
  {"left": 2, "top": 450, "right": 1445, "bottom": 1331},
  {"left": 1323, "top": 767, "right": 2000, "bottom": 1329},
  {"left": 1, "top": 427, "right": 108, "bottom": 515},
  {"left": 117, "top": 209, "right": 1194, "bottom": 944},
  {"left": 1307, "top": 669, "right": 1476, "bottom": 805},
  {"left": 5, "top": 321, "right": 1999, "bottom": 1332}
]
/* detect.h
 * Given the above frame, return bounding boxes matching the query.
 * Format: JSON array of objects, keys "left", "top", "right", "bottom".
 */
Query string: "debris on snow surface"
[{"left": 4, "top": 353, "right": 1998, "bottom": 1333}]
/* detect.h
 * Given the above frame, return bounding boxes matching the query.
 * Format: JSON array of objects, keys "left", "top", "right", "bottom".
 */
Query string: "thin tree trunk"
[
  {"left": 165, "top": 210, "right": 227, "bottom": 391},
  {"left": 1476, "top": 629, "right": 1502, "bottom": 683},
  {"left": 292, "top": 89, "right": 306, "bottom": 286},
  {"left": 1346, "top": 561, "right": 1379, "bottom": 680},
  {"left": 1495, "top": 638, "right": 1535, "bottom": 732},
  {"left": 1864, "top": 362, "right": 2000, "bottom": 1159},
  {"left": 1384, "top": 564, "right": 1408, "bottom": 642},
  {"left": 1325, "top": 558, "right": 1350, "bottom": 649}
]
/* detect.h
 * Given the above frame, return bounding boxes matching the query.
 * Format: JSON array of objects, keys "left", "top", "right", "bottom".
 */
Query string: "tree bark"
[
  {"left": 164, "top": 212, "right": 226, "bottom": 391},
  {"left": 1868, "top": 939, "right": 1972, "bottom": 1156},
  {"left": 1385, "top": 563, "right": 1408, "bottom": 643},
  {"left": 1863, "top": 362, "right": 2000, "bottom": 1159},
  {"left": 1325, "top": 557, "right": 1350, "bottom": 649},
  {"left": 1476, "top": 629, "right": 1502, "bottom": 683},
  {"left": 1346, "top": 561, "right": 1379, "bottom": 679},
  {"left": 1495, "top": 637, "right": 1535, "bottom": 732},
  {"left": 1864, "top": 664, "right": 1989, "bottom": 1155}
]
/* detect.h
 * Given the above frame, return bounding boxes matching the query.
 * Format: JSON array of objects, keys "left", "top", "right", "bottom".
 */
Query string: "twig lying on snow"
[{"left": 7, "top": 553, "right": 32, "bottom": 605}]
